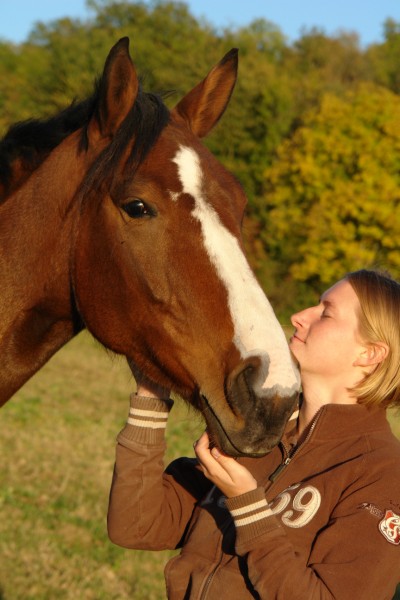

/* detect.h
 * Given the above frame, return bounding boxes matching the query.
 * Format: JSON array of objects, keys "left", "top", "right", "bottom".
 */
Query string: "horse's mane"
[
  {"left": 0, "top": 97, "right": 95, "bottom": 192},
  {"left": 0, "top": 77, "right": 170, "bottom": 197}
]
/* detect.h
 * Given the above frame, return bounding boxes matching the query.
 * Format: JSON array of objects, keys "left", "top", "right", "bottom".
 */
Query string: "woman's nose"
[
  {"left": 290, "top": 307, "right": 310, "bottom": 329},
  {"left": 290, "top": 312, "right": 301, "bottom": 329}
]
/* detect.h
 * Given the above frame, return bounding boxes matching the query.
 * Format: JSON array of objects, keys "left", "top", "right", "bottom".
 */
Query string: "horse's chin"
[{"left": 198, "top": 394, "right": 278, "bottom": 458}]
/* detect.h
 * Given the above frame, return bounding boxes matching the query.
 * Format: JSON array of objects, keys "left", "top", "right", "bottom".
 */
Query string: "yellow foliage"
[{"left": 263, "top": 83, "right": 400, "bottom": 288}]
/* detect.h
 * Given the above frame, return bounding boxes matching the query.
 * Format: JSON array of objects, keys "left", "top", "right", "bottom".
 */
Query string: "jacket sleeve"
[
  {"left": 107, "top": 394, "right": 211, "bottom": 551},
  {"left": 225, "top": 479, "right": 400, "bottom": 600}
]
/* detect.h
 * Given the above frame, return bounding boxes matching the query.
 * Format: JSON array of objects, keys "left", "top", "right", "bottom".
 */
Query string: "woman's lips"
[{"left": 291, "top": 333, "right": 305, "bottom": 343}]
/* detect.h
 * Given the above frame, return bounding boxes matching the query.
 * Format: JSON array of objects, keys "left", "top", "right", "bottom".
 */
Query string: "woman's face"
[{"left": 289, "top": 279, "right": 366, "bottom": 380}]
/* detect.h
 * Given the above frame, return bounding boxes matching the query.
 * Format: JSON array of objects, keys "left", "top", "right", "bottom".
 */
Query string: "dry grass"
[{"left": 0, "top": 332, "right": 399, "bottom": 599}]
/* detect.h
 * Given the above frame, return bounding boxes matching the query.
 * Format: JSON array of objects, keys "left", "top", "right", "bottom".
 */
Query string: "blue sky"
[{"left": 1, "top": 0, "right": 399, "bottom": 47}]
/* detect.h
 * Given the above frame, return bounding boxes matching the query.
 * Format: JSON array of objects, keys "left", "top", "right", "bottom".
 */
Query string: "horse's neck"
[
  {"left": 0, "top": 310, "right": 80, "bottom": 407},
  {"left": 0, "top": 137, "right": 87, "bottom": 406},
  {"left": 0, "top": 156, "right": 41, "bottom": 203}
]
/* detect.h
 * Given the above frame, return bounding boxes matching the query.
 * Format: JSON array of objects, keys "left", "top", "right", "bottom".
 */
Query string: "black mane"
[
  {"left": 0, "top": 76, "right": 170, "bottom": 195},
  {"left": 0, "top": 95, "right": 96, "bottom": 190}
]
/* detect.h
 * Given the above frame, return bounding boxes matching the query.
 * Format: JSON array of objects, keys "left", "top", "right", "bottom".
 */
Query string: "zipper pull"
[{"left": 269, "top": 457, "right": 291, "bottom": 483}]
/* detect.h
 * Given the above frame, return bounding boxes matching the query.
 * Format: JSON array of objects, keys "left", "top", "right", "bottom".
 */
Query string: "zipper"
[
  {"left": 199, "top": 558, "right": 222, "bottom": 600},
  {"left": 199, "top": 516, "right": 231, "bottom": 600},
  {"left": 269, "top": 408, "right": 323, "bottom": 483},
  {"left": 269, "top": 453, "right": 293, "bottom": 483}
]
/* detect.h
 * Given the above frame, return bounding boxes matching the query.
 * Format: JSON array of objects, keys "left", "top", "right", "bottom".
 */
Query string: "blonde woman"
[{"left": 108, "top": 269, "right": 400, "bottom": 599}]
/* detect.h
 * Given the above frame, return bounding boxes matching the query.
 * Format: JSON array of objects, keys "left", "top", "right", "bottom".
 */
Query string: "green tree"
[
  {"left": 366, "top": 18, "right": 400, "bottom": 93},
  {"left": 284, "top": 27, "right": 370, "bottom": 118},
  {"left": 205, "top": 19, "right": 296, "bottom": 199}
]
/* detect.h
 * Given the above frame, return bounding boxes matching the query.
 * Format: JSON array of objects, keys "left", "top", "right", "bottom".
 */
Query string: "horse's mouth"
[{"left": 199, "top": 394, "right": 272, "bottom": 458}]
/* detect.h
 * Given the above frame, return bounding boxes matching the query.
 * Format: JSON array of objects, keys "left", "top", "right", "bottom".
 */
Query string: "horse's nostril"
[{"left": 227, "top": 354, "right": 270, "bottom": 399}]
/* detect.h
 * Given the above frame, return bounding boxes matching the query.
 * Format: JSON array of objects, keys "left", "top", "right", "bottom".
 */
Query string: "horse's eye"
[{"left": 122, "top": 199, "right": 153, "bottom": 218}]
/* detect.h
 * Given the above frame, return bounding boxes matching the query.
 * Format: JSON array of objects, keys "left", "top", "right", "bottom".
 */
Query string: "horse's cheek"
[{"left": 73, "top": 207, "right": 126, "bottom": 343}]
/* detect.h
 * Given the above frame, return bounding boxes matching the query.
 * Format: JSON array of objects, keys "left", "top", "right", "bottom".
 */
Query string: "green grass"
[{"left": 0, "top": 331, "right": 399, "bottom": 599}]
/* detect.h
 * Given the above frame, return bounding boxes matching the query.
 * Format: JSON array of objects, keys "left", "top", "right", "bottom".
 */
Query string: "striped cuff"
[
  {"left": 225, "top": 487, "right": 279, "bottom": 545},
  {"left": 117, "top": 394, "right": 174, "bottom": 445}
]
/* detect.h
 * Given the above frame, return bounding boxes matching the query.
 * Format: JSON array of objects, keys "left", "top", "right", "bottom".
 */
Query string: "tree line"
[{"left": 1, "top": 0, "right": 399, "bottom": 316}]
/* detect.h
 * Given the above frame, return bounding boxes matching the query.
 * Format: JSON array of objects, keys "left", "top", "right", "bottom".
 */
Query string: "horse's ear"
[
  {"left": 90, "top": 37, "right": 139, "bottom": 140},
  {"left": 171, "top": 48, "right": 238, "bottom": 138}
]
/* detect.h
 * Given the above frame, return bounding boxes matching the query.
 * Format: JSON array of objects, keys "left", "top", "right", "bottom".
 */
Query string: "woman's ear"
[{"left": 354, "top": 342, "right": 389, "bottom": 367}]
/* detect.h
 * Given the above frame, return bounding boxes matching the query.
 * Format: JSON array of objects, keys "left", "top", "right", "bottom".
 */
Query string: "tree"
[
  {"left": 259, "top": 83, "right": 400, "bottom": 314},
  {"left": 205, "top": 19, "right": 297, "bottom": 200},
  {"left": 366, "top": 18, "right": 400, "bottom": 94}
]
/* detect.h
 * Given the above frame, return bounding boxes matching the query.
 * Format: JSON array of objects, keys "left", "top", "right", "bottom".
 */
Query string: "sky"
[{"left": 0, "top": 0, "right": 399, "bottom": 47}]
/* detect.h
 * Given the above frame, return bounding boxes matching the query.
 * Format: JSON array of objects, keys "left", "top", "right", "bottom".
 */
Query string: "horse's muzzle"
[{"left": 201, "top": 358, "right": 299, "bottom": 457}]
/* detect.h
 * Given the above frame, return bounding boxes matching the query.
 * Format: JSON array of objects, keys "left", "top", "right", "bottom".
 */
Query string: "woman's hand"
[{"left": 194, "top": 431, "right": 257, "bottom": 498}]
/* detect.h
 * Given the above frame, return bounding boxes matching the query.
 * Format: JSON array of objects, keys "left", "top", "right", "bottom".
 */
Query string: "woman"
[{"left": 107, "top": 269, "right": 400, "bottom": 599}]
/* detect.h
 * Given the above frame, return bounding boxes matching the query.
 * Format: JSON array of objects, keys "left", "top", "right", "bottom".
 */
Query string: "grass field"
[
  {"left": 0, "top": 332, "right": 399, "bottom": 599},
  {"left": 0, "top": 332, "right": 204, "bottom": 600}
]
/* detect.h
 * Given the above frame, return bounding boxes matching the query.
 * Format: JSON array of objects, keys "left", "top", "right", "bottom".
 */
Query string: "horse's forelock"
[{"left": 80, "top": 89, "right": 170, "bottom": 200}]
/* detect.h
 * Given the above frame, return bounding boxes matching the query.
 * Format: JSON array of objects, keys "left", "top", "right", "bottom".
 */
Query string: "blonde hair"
[{"left": 346, "top": 269, "right": 400, "bottom": 408}]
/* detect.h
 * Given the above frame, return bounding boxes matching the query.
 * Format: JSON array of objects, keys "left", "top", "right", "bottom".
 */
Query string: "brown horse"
[{"left": 0, "top": 38, "right": 299, "bottom": 457}]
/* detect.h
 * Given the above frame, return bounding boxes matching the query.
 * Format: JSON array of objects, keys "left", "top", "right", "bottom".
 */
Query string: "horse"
[{"left": 0, "top": 37, "right": 299, "bottom": 457}]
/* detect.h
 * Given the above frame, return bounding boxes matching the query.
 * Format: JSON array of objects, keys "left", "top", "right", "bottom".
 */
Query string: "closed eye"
[{"left": 121, "top": 199, "right": 155, "bottom": 219}]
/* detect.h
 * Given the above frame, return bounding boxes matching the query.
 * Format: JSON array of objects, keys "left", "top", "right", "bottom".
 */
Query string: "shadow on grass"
[{"left": 394, "top": 584, "right": 400, "bottom": 600}]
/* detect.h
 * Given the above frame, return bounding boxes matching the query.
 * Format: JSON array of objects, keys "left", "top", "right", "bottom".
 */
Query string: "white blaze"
[{"left": 172, "top": 146, "right": 299, "bottom": 395}]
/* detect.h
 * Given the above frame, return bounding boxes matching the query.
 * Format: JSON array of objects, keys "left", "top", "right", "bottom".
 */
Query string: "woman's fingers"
[{"left": 193, "top": 431, "right": 258, "bottom": 498}]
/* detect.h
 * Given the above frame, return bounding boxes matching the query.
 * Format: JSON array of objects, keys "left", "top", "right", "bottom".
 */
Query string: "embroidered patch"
[
  {"left": 379, "top": 510, "right": 400, "bottom": 545},
  {"left": 269, "top": 483, "right": 321, "bottom": 529}
]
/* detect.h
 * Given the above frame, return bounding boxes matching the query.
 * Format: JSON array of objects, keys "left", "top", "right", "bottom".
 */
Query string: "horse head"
[{"left": 73, "top": 38, "right": 299, "bottom": 457}]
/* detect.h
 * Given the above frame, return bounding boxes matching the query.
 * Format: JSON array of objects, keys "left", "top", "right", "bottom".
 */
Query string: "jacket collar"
[{"left": 283, "top": 401, "right": 390, "bottom": 447}]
